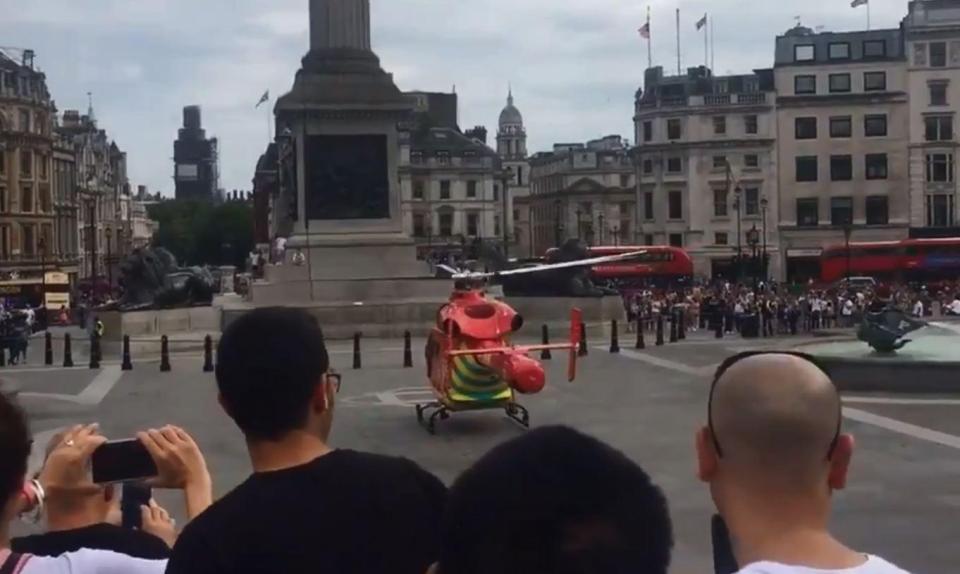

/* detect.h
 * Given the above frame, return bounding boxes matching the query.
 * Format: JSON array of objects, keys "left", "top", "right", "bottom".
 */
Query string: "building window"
[
  {"left": 715, "top": 232, "right": 729, "bottom": 246},
  {"left": 863, "top": 39, "right": 886, "bottom": 58},
  {"left": 927, "top": 194, "right": 955, "bottom": 227},
  {"left": 642, "top": 159, "right": 653, "bottom": 174},
  {"left": 410, "top": 151, "right": 424, "bottom": 165},
  {"left": 437, "top": 151, "right": 451, "bottom": 165},
  {"left": 466, "top": 213, "right": 479, "bottom": 236},
  {"left": 712, "top": 155, "right": 726, "bottom": 169},
  {"left": 668, "top": 191, "right": 682, "bottom": 220},
  {"left": 412, "top": 213, "right": 426, "bottom": 237},
  {"left": 412, "top": 180, "right": 425, "bottom": 200},
  {"left": 0, "top": 226, "right": 8, "bottom": 259},
  {"left": 494, "top": 215, "right": 501, "bottom": 237},
  {"left": 19, "top": 150, "right": 32, "bottom": 178},
  {"left": 644, "top": 233, "right": 655, "bottom": 245},
  {"left": 20, "top": 185, "right": 32, "bottom": 213},
  {"left": 926, "top": 153, "right": 954, "bottom": 182},
  {"left": 866, "top": 196, "right": 889, "bottom": 225},
  {"left": 714, "top": 189, "right": 728, "bottom": 217},
  {"left": 830, "top": 197, "right": 854, "bottom": 226},
  {"left": 466, "top": 180, "right": 477, "bottom": 198},
  {"left": 0, "top": 150, "right": 4, "bottom": 177},
  {"left": 924, "top": 116, "right": 953, "bottom": 141},
  {"left": 744, "top": 115, "right": 758, "bottom": 135},
  {"left": 795, "top": 75, "right": 816, "bottom": 95},
  {"left": 440, "top": 180, "right": 451, "bottom": 200},
  {"left": 644, "top": 192, "right": 654, "bottom": 220},
  {"left": 829, "top": 116, "right": 852, "bottom": 138},
  {"left": 828, "top": 42, "right": 850, "bottom": 60},
  {"left": 745, "top": 188, "right": 759, "bottom": 216},
  {"left": 669, "top": 233, "right": 683, "bottom": 247},
  {"left": 829, "top": 73, "right": 851, "bottom": 93},
  {"left": 795, "top": 117, "right": 817, "bottom": 139},
  {"left": 39, "top": 185, "right": 50, "bottom": 213},
  {"left": 744, "top": 154, "right": 759, "bottom": 168},
  {"left": 667, "top": 119, "right": 682, "bottom": 140},
  {"left": 830, "top": 155, "right": 853, "bottom": 181},
  {"left": 797, "top": 198, "right": 819, "bottom": 227},
  {"left": 0, "top": 187, "right": 5, "bottom": 212},
  {"left": 18, "top": 109, "right": 29, "bottom": 132},
  {"left": 713, "top": 116, "right": 726, "bottom": 135},
  {"left": 439, "top": 212, "right": 453, "bottom": 236},
  {"left": 643, "top": 121, "right": 653, "bottom": 142},
  {"left": 493, "top": 185, "right": 499, "bottom": 201},
  {"left": 864, "top": 114, "right": 887, "bottom": 137},
  {"left": 795, "top": 45, "right": 815, "bottom": 62},
  {"left": 796, "top": 156, "right": 818, "bottom": 182},
  {"left": 866, "top": 154, "right": 888, "bottom": 180},
  {"left": 931, "top": 42, "right": 947, "bottom": 67},
  {"left": 666, "top": 157, "right": 682, "bottom": 173},
  {"left": 930, "top": 82, "right": 948, "bottom": 106},
  {"left": 22, "top": 224, "right": 34, "bottom": 257},
  {"left": 619, "top": 173, "right": 630, "bottom": 188},
  {"left": 863, "top": 71, "right": 886, "bottom": 92}
]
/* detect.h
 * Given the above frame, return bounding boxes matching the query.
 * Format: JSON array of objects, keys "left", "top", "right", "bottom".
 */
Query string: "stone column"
[{"left": 310, "top": 0, "right": 371, "bottom": 51}]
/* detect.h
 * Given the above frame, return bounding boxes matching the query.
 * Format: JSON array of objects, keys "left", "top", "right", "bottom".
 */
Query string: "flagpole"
[
  {"left": 867, "top": 1, "right": 871, "bottom": 30},
  {"left": 647, "top": 6, "right": 653, "bottom": 70},
  {"left": 676, "top": 8, "right": 681, "bottom": 75},
  {"left": 710, "top": 17, "right": 715, "bottom": 72},
  {"left": 704, "top": 15, "right": 709, "bottom": 68}
]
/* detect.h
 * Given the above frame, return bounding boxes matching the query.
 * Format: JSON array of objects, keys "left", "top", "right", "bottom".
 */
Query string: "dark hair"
[
  {"left": 0, "top": 391, "right": 31, "bottom": 510},
  {"left": 216, "top": 307, "right": 329, "bottom": 441},
  {"left": 439, "top": 426, "right": 673, "bottom": 574}
]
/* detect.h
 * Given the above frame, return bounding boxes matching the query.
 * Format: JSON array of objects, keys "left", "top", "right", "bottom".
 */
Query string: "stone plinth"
[{"left": 99, "top": 307, "right": 222, "bottom": 342}]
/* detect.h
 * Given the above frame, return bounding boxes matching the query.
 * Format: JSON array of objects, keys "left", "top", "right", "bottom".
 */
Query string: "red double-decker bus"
[
  {"left": 563, "top": 245, "right": 695, "bottom": 285},
  {"left": 820, "top": 238, "right": 960, "bottom": 283}
]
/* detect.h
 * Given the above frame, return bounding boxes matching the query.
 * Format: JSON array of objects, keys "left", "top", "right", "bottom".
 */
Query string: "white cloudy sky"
[{"left": 1, "top": 0, "right": 906, "bottom": 196}]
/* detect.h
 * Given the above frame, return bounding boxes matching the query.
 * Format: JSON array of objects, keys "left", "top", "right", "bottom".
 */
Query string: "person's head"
[
  {"left": 0, "top": 391, "right": 31, "bottom": 525},
  {"left": 696, "top": 353, "right": 853, "bottom": 523},
  {"left": 216, "top": 307, "right": 333, "bottom": 443},
  {"left": 435, "top": 426, "right": 673, "bottom": 574}
]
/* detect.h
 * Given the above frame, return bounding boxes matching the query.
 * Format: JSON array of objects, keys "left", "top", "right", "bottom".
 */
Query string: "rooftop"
[{"left": 774, "top": 26, "right": 905, "bottom": 66}]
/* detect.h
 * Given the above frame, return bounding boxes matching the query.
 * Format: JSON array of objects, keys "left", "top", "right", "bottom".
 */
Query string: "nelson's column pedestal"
[{"left": 247, "top": 0, "right": 449, "bottom": 332}]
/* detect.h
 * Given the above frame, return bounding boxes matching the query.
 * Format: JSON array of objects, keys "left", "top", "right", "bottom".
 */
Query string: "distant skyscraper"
[{"left": 174, "top": 106, "right": 220, "bottom": 202}]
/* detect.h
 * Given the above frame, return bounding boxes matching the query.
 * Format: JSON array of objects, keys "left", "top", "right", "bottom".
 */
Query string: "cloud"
[{"left": 0, "top": 0, "right": 908, "bottom": 196}]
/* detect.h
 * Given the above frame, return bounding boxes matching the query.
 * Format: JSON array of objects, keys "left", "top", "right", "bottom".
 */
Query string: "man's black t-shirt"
[
  {"left": 166, "top": 449, "right": 446, "bottom": 574},
  {"left": 12, "top": 523, "right": 170, "bottom": 559}
]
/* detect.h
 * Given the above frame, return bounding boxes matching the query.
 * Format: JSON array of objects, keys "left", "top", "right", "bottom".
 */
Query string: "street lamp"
[
  {"left": 39, "top": 236, "right": 46, "bottom": 310},
  {"left": 105, "top": 227, "right": 113, "bottom": 292},
  {"left": 612, "top": 226, "right": 620, "bottom": 246},
  {"left": 576, "top": 208, "right": 583, "bottom": 239},
  {"left": 598, "top": 213, "right": 606, "bottom": 246},
  {"left": 760, "top": 196, "right": 769, "bottom": 281},
  {"left": 747, "top": 224, "right": 760, "bottom": 289},
  {"left": 553, "top": 199, "right": 562, "bottom": 247},
  {"left": 500, "top": 168, "right": 512, "bottom": 259},
  {"left": 733, "top": 186, "right": 743, "bottom": 282},
  {"left": 843, "top": 224, "right": 854, "bottom": 282}
]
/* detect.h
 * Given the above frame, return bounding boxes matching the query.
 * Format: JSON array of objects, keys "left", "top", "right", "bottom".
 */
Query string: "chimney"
[
  {"left": 23, "top": 50, "right": 35, "bottom": 70},
  {"left": 183, "top": 106, "right": 202, "bottom": 130}
]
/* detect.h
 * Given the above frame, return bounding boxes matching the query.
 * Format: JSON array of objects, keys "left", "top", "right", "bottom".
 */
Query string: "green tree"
[{"left": 148, "top": 200, "right": 253, "bottom": 267}]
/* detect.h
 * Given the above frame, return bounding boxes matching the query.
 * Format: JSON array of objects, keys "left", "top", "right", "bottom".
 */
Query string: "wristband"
[{"left": 20, "top": 479, "right": 45, "bottom": 524}]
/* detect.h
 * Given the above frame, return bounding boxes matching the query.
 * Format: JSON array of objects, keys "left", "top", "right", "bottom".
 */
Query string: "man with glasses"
[
  {"left": 695, "top": 352, "right": 909, "bottom": 574},
  {"left": 167, "top": 307, "right": 446, "bottom": 574}
]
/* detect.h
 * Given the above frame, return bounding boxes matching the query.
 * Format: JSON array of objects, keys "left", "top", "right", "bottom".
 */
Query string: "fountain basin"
[{"left": 799, "top": 323, "right": 960, "bottom": 394}]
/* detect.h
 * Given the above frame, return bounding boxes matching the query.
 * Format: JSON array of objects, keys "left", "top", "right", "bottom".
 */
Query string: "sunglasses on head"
[{"left": 707, "top": 351, "right": 842, "bottom": 460}]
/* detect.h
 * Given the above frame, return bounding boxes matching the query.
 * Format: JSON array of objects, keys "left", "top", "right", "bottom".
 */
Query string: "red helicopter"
[{"left": 416, "top": 251, "right": 645, "bottom": 434}]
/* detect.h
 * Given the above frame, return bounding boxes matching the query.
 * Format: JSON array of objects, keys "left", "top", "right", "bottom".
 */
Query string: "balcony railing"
[
  {"left": 640, "top": 91, "right": 768, "bottom": 110},
  {"left": 737, "top": 92, "right": 767, "bottom": 105},
  {"left": 704, "top": 94, "right": 731, "bottom": 106}
]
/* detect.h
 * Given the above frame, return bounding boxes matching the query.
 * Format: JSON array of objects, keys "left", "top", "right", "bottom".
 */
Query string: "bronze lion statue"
[{"left": 111, "top": 247, "right": 217, "bottom": 311}]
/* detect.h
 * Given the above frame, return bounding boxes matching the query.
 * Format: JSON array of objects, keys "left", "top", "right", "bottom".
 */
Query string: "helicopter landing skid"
[{"left": 415, "top": 401, "right": 530, "bottom": 434}]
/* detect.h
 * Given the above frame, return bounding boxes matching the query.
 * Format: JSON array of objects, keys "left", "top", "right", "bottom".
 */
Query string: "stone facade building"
[
  {"left": 0, "top": 48, "right": 57, "bottom": 302},
  {"left": 52, "top": 130, "right": 80, "bottom": 284},
  {"left": 174, "top": 106, "right": 221, "bottom": 202},
  {"left": 399, "top": 92, "right": 503, "bottom": 260},
  {"left": 527, "top": 136, "right": 635, "bottom": 256},
  {"left": 496, "top": 90, "right": 531, "bottom": 256},
  {"left": 634, "top": 66, "right": 779, "bottom": 279}
]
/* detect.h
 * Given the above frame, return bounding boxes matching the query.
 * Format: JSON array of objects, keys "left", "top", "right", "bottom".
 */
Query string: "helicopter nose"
[{"left": 505, "top": 355, "right": 546, "bottom": 394}]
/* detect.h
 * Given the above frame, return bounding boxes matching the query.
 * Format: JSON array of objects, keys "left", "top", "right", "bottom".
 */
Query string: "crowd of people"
[
  {"left": 624, "top": 279, "right": 960, "bottom": 337},
  {"left": 0, "top": 307, "right": 916, "bottom": 573}
]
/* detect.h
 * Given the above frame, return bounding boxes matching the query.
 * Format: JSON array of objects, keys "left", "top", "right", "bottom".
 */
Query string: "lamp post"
[
  {"left": 598, "top": 213, "right": 606, "bottom": 246},
  {"left": 843, "top": 224, "right": 853, "bottom": 282},
  {"left": 39, "top": 236, "right": 46, "bottom": 309},
  {"left": 760, "top": 196, "right": 769, "bottom": 281},
  {"left": 553, "top": 199, "right": 562, "bottom": 247},
  {"left": 747, "top": 225, "right": 760, "bottom": 290},
  {"left": 612, "top": 226, "right": 621, "bottom": 246},
  {"left": 87, "top": 199, "right": 96, "bottom": 286},
  {"left": 105, "top": 227, "right": 113, "bottom": 292},
  {"left": 576, "top": 208, "right": 583, "bottom": 239},
  {"left": 733, "top": 186, "right": 743, "bottom": 282},
  {"left": 501, "top": 168, "right": 512, "bottom": 259}
]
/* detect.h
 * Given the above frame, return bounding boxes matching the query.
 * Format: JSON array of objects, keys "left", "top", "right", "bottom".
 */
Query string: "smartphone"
[
  {"left": 121, "top": 483, "right": 152, "bottom": 530},
  {"left": 91, "top": 439, "right": 158, "bottom": 484},
  {"left": 711, "top": 514, "right": 739, "bottom": 574}
]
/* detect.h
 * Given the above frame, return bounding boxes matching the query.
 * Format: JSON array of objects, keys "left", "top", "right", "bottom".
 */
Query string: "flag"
[
  {"left": 255, "top": 90, "right": 269, "bottom": 108},
  {"left": 851, "top": 0, "right": 868, "bottom": 7},
  {"left": 639, "top": 22, "right": 650, "bottom": 39},
  {"left": 696, "top": 13, "right": 707, "bottom": 30}
]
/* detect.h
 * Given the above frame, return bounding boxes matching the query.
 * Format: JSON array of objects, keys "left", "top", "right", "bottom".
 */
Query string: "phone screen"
[
  {"left": 91, "top": 439, "right": 159, "bottom": 484},
  {"left": 121, "top": 483, "right": 152, "bottom": 530}
]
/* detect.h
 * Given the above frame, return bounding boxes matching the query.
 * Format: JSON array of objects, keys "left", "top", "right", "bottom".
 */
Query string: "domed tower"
[{"left": 497, "top": 89, "right": 527, "bottom": 160}]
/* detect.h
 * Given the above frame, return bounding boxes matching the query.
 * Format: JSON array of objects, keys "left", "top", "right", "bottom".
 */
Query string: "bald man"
[{"left": 695, "top": 353, "right": 910, "bottom": 574}]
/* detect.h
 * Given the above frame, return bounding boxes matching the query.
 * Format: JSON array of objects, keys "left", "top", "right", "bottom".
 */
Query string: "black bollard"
[
  {"left": 669, "top": 312, "right": 678, "bottom": 343},
  {"left": 203, "top": 335, "right": 214, "bottom": 373},
  {"left": 121, "top": 335, "right": 133, "bottom": 371},
  {"left": 160, "top": 336, "right": 171, "bottom": 372},
  {"left": 578, "top": 322, "right": 588, "bottom": 357},
  {"left": 63, "top": 333, "right": 74, "bottom": 367},
  {"left": 715, "top": 313, "right": 724, "bottom": 339},
  {"left": 352, "top": 333, "right": 362, "bottom": 370},
  {"left": 0, "top": 347, "right": 5, "bottom": 368},
  {"left": 403, "top": 331, "right": 413, "bottom": 368},
  {"left": 678, "top": 310, "right": 686, "bottom": 341},
  {"left": 635, "top": 319, "right": 645, "bottom": 349},
  {"left": 89, "top": 335, "right": 101, "bottom": 369},
  {"left": 609, "top": 320, "right": 620, "bottom": 354},
  {"left": 540, "top": 325, "right": 552, "bottom": 360},
  {"left": 44, "top": 332, "right": 53, "bottom": 366},
  {"left": 656, "top": 315, "right": 665, "bottom": 346}
]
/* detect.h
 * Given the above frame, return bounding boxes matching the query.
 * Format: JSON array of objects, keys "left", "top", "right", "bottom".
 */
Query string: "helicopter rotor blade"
[{"left": 451, "top": 251, "right": 647, "bottom": 280}]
